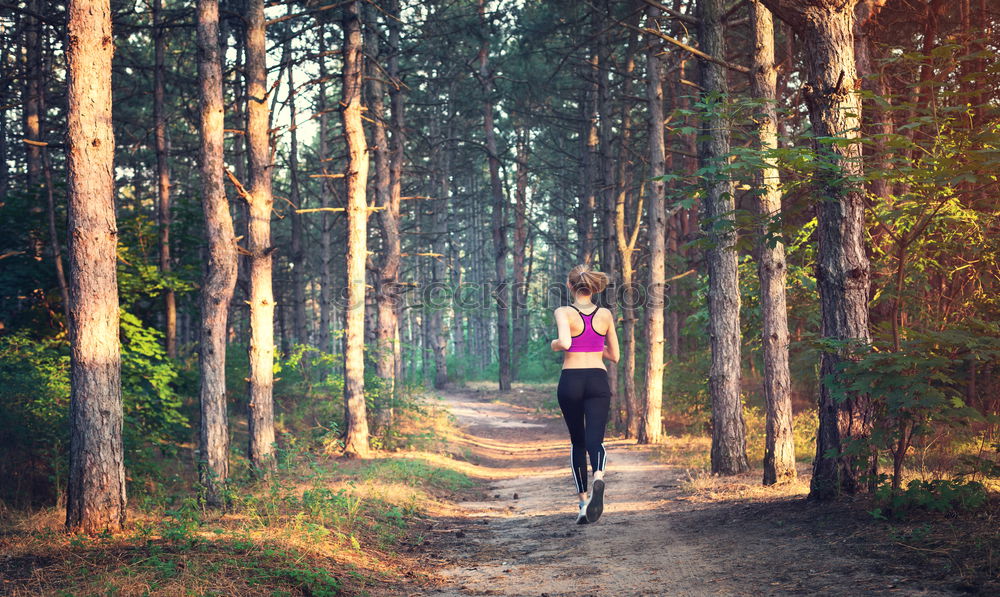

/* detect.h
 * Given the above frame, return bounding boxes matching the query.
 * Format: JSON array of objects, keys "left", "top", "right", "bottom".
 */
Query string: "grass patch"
[
  {"left": 0, "top": 392, "right": 472, "bottom": 596},
  {"left": 359, "top": 458, "right": 475, "bottom": 492}
]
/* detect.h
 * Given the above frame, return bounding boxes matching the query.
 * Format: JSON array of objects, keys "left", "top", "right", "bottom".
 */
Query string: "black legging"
[{"left": 557, "top": 368, "right": 611, "bottom": 494}]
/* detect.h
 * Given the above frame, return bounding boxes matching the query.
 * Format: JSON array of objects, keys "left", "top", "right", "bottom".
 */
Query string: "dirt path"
[{"left": 408, "top": 386, "right": 967, "bottom": 597}]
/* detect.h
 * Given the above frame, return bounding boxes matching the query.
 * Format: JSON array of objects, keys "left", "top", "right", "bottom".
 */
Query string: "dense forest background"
[{"left": 0, "top": 0, "right": 998, "bottom": 592}]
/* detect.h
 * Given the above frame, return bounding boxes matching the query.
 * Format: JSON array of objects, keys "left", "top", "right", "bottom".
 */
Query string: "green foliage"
[
  {"left": 0, "top": 332, "right": 71, "bottom": 505},
  {"left": 0, "top": 311, "right": 188, "bottom": 506},
  {"left": 827, "top": 326, "right": 1000, "bottom": 490},
  {"left": 120, "top": 311, "right": 189, "bottom": 447},
  {"left": 743, "top": 405, "right": 818, "bottom": 465},
  {"left": 514, "top": 336, "right": 562, "bottom": 383},
  {"left": 870, "top": 479, "right": 988, "bottom": 521}
]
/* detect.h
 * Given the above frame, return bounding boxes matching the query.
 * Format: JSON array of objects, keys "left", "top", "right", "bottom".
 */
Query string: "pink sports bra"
[{"left": 567, "top": 305, "right": 606, "bottom": 352}]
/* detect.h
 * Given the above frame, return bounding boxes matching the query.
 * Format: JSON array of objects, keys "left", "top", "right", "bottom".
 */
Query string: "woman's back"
[{"left": 559, "top": 304, "right": 610, "bottom": 370}]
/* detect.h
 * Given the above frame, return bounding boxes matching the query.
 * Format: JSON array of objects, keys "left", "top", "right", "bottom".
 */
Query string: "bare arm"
[
  {"left": 550, "top": 307, "right": 573, "bottom": 351},
  {"left": 602, "top": 308, "right": 621, "bottom": 363}
]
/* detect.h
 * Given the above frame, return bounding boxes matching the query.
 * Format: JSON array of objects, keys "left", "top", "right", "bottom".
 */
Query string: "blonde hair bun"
[{"left": 568, "top": 264, "right": 609, "bottom": 295}]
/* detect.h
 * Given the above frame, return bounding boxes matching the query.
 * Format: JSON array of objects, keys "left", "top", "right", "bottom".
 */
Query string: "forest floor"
[
  {"left": 1, "top": 383, "right": 995, "bottom": 596},
  {"left": 402, "top": 384, "right": 999, "bottom": 597}
]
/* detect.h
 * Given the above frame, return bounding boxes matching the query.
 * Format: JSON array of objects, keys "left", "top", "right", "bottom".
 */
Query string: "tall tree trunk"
[
  {"left": 230, "top": 32, "right": 250, "bottom": 345},
  {"left": 23, "top": 0, "right": 43, "bottom": 189},
  {"left": 596, "top": 0, "right": 619, "bottom": 412},
  {"left": 614, "top": 21, "right": 640, "bottom": 436},
  {"left": 24, "top": 0, "right": 46, "bottom": 264},
  {"left": 317, "top": 45, "right": 333, "bottom": 354},
  {"left": 762, "top": 0, "right": 873, "bottom": 499},
  {"left": 639, "top": 4, "right": 667, "bottom": 445},
  {"left": 65, "top": 0, "right": 126, "bottom": 534},
  {"left": 699, "top": 0, "right": 749, "bottom": 475},
  {"left": 750, "top": 0, "right": 796, "bottom": 485},
  {"left": 578, "top": 37, "right": 599, "bottom": 267},
  {"left": 43, "top": 150, "right": 71, "bottom": 321},
  {"left": 342, "top": 0, "right": 372, "bottom": 457},
  {"left": 478, "top": 0, "right": 511, "bottom": 392},
  {"left": 374, "top": 0, "right": 404, "bottom": 415},
  {"left": 512, "top": 126, "right": 529, "bottom": 374},
  {"left": 154, "top": 0, "right": 177, "bottom": 359},
  {"left": 0, "top": 33, "right": 11, "bottom": 198},
  {"left": 196, "top": 0, "right": 237, "bottom": 508},
  {"left": 431, "top": 104, "right": 451, "bottom": 389},
  {"left": 369, "top": 0, "right": 402, "bottom": 413},
  {"left": 245, "top": 0, "right": 276, "bottom": 474},
  {"left": 284, "top": 14, "right": 307, "bottom": 347}
]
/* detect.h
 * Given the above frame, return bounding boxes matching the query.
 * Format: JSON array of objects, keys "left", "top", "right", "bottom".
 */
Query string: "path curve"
[
  {"left": 416, "top": 387, "right": 724, "bottom": 597},
  {"left": 409, "top": 386, "right": 961, "bottom": 597}
]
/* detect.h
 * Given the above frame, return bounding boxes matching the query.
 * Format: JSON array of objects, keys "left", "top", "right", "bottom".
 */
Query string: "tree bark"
[
  {"left": 342, "top": 0, "right": 372, "bottom": 457},
  {"left": 479, "top": 0, "right": 511, "bottom": 392},
  {"left": 699, "top": 0, "right": 750, "bottom": 475},
  {"left": 578, "top": 38, "right": 599, "bottom": 267},
  {"left": 639, "top": 3, "right": 667, "bottom": 445},
  {"left": 388, "top": 0, "right": 405, "bottom": 388},
  {"left": 23, "top": 0, "right": 43, "bottom": 189},
  {"left": 366, "top": 1, "right": 397, "bottom": 415},
  {"left": 761, "top": 0, "right": 873, "bottom": 499},
  {"left": 431, "top": 104, "right": 451, "bottom": 389},
  {"left": 750, "top": 0, "right": 796, "bottom": 485},
  {"left": 317, "top": 45, "right": 333, "bottom": 354},
  {"left": 153, "top": 0, "right": 176, "bottom": 359},
  {"left": 373, "top": 0, "right": 404, "bottom": 414},
  {"left": 284, "top": 12, "right": 307, "bottom": 347},
  {"left": 512, "top": 126, "right": 529, "bottom": 377},
  {"left": 43, "top": 149, "right": 71, "bottom": 322},
  {"left": 196, "top": 0, "right": 237, "bottom": 508},
  {"left": 597, "top": 0, "right": 619, "bottom": 413},
  {"left": 615, "top": 50, "right": 641, "bottom": 437},
  {"left": 245, "top": 0, "right": 276, "bottom": 475},
  {"left": 65, "top": 0, "right": 126, "bottom": 534}
]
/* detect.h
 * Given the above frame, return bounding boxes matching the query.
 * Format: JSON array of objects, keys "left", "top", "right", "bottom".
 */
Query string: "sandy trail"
[
  {"left": 414, "top": 388, "right": 728, "bottom": 597},
  {"left": 408, "top": 386, "right": 962, "bottom": 597}
]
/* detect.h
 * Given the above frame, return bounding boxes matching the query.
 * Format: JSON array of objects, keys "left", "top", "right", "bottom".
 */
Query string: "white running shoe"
[
  {"left": 586, "top": 479, "right": 605, "bottom": 523},
  {"left": 575, "top": 502, "right": 589, "bottom": 524}
]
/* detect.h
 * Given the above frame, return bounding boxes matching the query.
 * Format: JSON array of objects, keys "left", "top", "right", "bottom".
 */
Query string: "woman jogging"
[{"left": 550, "top": 264, "right": 620, "bottom": 524}]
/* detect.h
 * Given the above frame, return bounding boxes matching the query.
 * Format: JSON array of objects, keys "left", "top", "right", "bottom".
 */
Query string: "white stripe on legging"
[{"left": 570, "top": 450, "right": 584, "bottom": 493}]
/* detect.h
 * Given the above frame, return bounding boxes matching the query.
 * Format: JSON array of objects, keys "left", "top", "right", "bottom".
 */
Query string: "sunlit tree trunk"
[
  {"left": 153, "top": 0, "right": 176, "bottom": 359},
  {"left": 342, "top": 0, "right": 372, "bottom": 457},
  {"left": 698, "top": 0, "right": 749, "bottom": 475},
  {"left": 615, "top": 21, "right": 641, "bottom": 436},
  {"left": 196, "top": 0, "right": 237, "bottom": 507},
  {"left": 478, "top": 0, "right": 511, "bottom": 392},
  {"left": 750, "top": 0, "right": 796, "bottom": 485},
  {"left": 245, "top": 0, "right": 276, "bottom": 475},
  {"left": 64, "top": 0, "right": 126, "bottom": 534},
  {"left": 639, "top": 3, "right": 666, "bottom": 445},
  {"left": 762, "top": 0, "right": 873, "bottom": 499}
]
